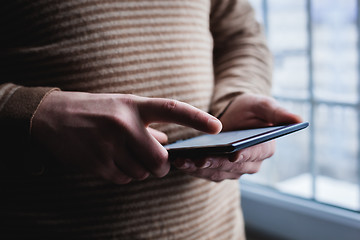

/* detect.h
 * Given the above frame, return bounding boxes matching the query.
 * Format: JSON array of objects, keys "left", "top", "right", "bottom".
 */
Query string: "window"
[
  {"left": 243, "top": 0, "right": 360, "bottom": 212},
  {"left": 241, "top": 1, "right": 360, "bottom": 238}
]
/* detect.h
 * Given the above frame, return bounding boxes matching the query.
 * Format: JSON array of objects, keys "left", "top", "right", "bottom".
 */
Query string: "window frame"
[{"left": 241, "top": 182, "right": 360, "bottom": 240}]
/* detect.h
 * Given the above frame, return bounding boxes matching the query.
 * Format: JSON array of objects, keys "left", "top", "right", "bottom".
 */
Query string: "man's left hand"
[{"left": 173, "top": 93, "right": 302, "bottom": 182}]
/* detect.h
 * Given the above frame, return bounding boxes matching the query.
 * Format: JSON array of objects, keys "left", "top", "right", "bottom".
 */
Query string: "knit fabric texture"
[{"left": 0, "top": 0, "right": 272, "bottom": 239}]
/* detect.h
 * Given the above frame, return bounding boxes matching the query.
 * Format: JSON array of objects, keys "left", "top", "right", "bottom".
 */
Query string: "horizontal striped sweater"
[{"left": 0, "top": 0, "right": 272, "bottom": 239}]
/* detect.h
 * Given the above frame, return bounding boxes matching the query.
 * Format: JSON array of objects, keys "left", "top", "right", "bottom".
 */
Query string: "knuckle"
[
  {"left": 232, "top": 162, "right": 245, "bottom": 173},
  {"left": 209, "top": 171, "right": 223, "bottom": 182},
  {"left": 133, "top": 171, "right": 150, "bottom": 180},
  {"left": 242, "top": 162, "right": 261, "bottom": 174},
  {"left": 114, "top": 177, "right": 132, "bottom": 185},
  {"left": 99, "top": 166, "right": 133, "bottom": 184},
  {"left": 241, "top": 152, "right": 252, "bottom": 162},
  {"left": 106, "top": 113, "right": 124, "bottom": 125},
  {"left": 229, "top": 165, "right": 239, "bottom": 173},
  {"left": 232, "top": 174, "right": 243, "bottom": 179},
  {"left": 254, "top": 97, "right": 272, "bottom": 112},
  {"left": 105, "top": 108, "right": 134, "bottom": 130},
  {"left": 155, "top": 164, "right": 170, "bottom": 178},
  {"left": 183, "top": 165, "right": 197, "bottom": 172},
  {"left": 107, "top": 115, "right": 134, "bottom": 138},
  {"left": 267, "top": 150, "right": 275, "bottom": 159},
  {"left": 150, "top": 160, "right": 162, "bottom": 171},
  {"left": 121, "top": 94, "right": 137, "bottom": 106},
  {"left": 248, "top": 166, "right": 260, "bottom": 174},
  {"left": 163, "top": 99, "right": 178, "bottom": 112},
  {"left": 150, "top": 152, "right": 170, "bottom": 177},
  {"left": 210, "top": 159, "right": 223, "bottom": 168},
  {"left": 266, "top": 142, "right": 276, "bottom": 158},
  {"left": 191, "top": 110, "right": 202, "bottom": 123},
  {"left": 108, "top": 95, "right": 136, "bottom": 116},
  {"left": 258, "top": 96, "right": 273, "bottom": 107},
  {"left": 153, "top": 150, "right": 168, "bottom": 167},
  {"left": 212, "top": 178, "right": 224, "bottom": 183},
  {"left": 114, "top": 95, "right": 140, "bottom": 119},
  {"left": 108, "top": 174, "right": 132, "bottom": 185}
]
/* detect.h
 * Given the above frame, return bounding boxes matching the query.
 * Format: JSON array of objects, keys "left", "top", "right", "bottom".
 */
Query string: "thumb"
[
  {"left": 258, "top": 99, "right": 302, "bottom": 125},
  {"left": 271, "top": 107, "right": 303, "bottom": 125}
]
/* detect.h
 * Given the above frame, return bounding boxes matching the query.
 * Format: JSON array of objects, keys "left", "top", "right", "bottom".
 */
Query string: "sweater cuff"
[{"left": 1, "top": 86, "right": 59, "bottom": 136}]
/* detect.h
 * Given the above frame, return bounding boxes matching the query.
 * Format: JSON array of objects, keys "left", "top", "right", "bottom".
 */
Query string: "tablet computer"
[{"left": 165, "top": 122, "right": 309, "bottom": 157}]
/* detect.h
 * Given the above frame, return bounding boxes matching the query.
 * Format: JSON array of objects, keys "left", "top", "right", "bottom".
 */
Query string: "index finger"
[{"left": 137, "top": 98, "right": 222, "bottom": 134}]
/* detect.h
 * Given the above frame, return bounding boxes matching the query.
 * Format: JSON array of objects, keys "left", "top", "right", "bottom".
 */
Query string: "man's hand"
[
  {"left": 173, "top": 93, "right": 302, "bottom": 182},
  {"left": 31, "top": 91, "right": 222, "bottom": 184}
]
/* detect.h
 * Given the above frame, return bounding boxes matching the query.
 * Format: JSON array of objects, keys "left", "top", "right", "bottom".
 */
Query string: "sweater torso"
[{"left": 0, "top": 1, "right": 244, "bottom": 239}]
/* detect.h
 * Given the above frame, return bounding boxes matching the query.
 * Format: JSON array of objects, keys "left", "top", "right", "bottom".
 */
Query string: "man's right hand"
[{"left": 31, "top": 91, "right": 222, "bottom": 184}]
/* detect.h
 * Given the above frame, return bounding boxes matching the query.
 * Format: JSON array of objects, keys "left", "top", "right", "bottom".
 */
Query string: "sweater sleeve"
[
  {"left": 0, "top": 83, "right": 57, "bottom": 135},
  {"left": 0, "top": 83, "right": 58, "bottom": 173},
  {"left": 209, "top": 0, "right": 273, "bottom": 117}
]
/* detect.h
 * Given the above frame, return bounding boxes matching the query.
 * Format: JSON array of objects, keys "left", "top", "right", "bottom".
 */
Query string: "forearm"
[{"left": 210, "top": 0, "right": 273, "bottom": 117}]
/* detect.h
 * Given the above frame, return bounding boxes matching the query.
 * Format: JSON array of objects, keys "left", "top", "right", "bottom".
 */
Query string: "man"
[{"left": 0, "top": 0, "right": 301, "bottom": 239}]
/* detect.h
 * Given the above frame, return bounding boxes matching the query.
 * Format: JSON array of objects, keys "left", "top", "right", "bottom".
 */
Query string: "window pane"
[
  {"left": 248, "top": 0, "right": 264, "bottom": 23},
  {"left": 312, "top": 0, "right": 358, "bottom": 103},
  {"left": 242, "top": 101, "right": 312, "bottom": 199},
  {"left": 267, "top": 0, "right": 309, "bottom": 99},
  {"left": 272, "top": 54, "right": 309, "bottom": 99},
  {"left": 271, "top": 101, "right": 311, "bottom": 198},
  {"left": 247, "top": 0, "right": 360, "bottom": 212},
  {"left": 267, "top": 0, "right": 308, "bottom": 52},
  {"left": 314, "top": 104, "right": 359, "bottom": 210}
]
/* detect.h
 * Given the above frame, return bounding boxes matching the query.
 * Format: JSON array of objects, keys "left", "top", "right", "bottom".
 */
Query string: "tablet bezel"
[{"left": 165, "top": 122, "right": 309, "bottom": 157}]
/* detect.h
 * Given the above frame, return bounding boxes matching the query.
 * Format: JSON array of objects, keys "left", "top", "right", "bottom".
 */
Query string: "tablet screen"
[
  {"left": 166, "top": 125, "right": 286, "bottom": 149},
  {"left": 165, "top": 122, "right": 309, "bottom": 156}
]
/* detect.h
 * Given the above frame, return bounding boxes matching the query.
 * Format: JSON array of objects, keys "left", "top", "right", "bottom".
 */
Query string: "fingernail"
[
  {"left": 201, "top": 160, "right": 211, "bottom": 168},
  {"left": 174, "top": 159, "right": 185, "bottom": 168},
  {"left": 183, "top": 160, "right": 191, "bottom": 169},
  {"left": 208, "top": 118, "right": 222, "bottom": 132},
  {"left": 234, "top": 154, "right": 244, "bottom": 163},
  {"left": 175, "top": 159, "right": 191, "bottom": 169}
]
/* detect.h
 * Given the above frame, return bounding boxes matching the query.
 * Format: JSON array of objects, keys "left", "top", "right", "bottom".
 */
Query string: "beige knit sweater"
[{"left": 0, "top": 0, "right": 271, "bottom": 239}]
